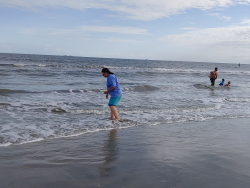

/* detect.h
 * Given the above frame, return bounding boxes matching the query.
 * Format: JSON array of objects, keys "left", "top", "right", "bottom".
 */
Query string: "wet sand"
[{"left": 0, "top": 118, "right": 250, "bottom": 188}]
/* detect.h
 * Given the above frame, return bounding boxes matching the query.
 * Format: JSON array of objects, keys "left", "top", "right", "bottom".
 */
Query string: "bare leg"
[
  {"left": 109, "top": 106, "right": 120, "bottom": 121},
  {"left": 110, "top": 107, "right": 115, "bottom": 120}
]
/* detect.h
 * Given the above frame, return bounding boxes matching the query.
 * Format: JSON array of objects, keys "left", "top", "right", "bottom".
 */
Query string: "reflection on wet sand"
[{"left": 99, "top": 129, "right": 118, "bottom": 177}]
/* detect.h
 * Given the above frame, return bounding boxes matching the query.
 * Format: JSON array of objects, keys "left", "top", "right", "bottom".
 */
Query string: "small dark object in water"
[{"left": 51, "top": 108, "right": 66, "bottom": 113}]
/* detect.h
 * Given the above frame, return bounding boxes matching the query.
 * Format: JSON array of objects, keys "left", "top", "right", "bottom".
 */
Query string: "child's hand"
[{"left": 106, "top": 94, "right": 108, "bottom": 99}]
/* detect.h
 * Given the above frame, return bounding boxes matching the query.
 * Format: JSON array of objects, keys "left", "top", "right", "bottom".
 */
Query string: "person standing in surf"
[
  {"left": 102, "top": 68, "right": 122, "bottom": 121},
  {"left": 210, "top": 67, "right": 218, "bottom": 86}
]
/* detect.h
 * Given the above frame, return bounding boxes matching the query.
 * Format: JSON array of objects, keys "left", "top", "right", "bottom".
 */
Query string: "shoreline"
[
  {"left": 1, "top": 117, "right": 250, "bottom": 188},
  {"left": 1, "top": 116, "right": 250, "bottom": 149},
  {"left": 1, "top": 116, "right": 249, "bottom": 148}
]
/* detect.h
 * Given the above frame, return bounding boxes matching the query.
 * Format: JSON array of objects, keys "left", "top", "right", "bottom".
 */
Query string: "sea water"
[{"left": 1, "top": 53, "right": 250, "bottom": 146}]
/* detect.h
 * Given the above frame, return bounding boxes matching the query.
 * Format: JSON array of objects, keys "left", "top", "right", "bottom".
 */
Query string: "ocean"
[{"left": 1, "top": 53, "right": 250, "bottom": 147}]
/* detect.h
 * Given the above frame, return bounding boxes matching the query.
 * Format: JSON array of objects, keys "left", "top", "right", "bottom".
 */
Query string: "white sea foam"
[
  {"left": 54, "top": 105, "right": 221, "bottom": 115},
  {"left": 0, "top": 143, "right": 12, "bottom": 147},
  {"left": 1, "top": 112, "right": 250, "bottom": 147},
  {"left": 13, "top": 64, "right": 26, "bottom": 66},
  {"left": 224, "top": 97, "right": 250, "bottom": 102},
  {"left": 17, "top": 138, "right": 44, "bottom": 145}
]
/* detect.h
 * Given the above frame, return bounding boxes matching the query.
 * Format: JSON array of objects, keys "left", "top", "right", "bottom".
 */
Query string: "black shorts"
[{"left": 210, "top": 78, "right": 215, "bottom": 85}]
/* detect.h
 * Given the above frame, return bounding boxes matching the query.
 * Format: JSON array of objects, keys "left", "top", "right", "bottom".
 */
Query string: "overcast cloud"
[
  {"left": 0, "top": 0, "right": 248, "bottom": 20},
  {"left": 161, "top": 24, "right": 250, "bottom": 48}
]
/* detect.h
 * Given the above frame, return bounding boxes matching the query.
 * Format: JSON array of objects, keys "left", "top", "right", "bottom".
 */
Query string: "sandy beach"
[{"left": 1, "top": 117, "right": 250, "bottom": 188}]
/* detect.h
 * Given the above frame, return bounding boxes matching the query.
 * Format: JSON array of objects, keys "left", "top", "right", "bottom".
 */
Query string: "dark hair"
[
  {"left": 215, "top": 67, "right": 218, "bottom": 70},
  {"left": 102, "top": 68, "right": 114, "bottom": 74},
  {"left": 222, "top": 79, "right": 225, "bottom": 81}
]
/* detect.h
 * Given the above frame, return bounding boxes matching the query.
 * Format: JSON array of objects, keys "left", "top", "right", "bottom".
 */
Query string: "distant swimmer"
[
  {"left": 224, "top": 81, "right": 231, "bottom": 87},
  {"left": 102, "top": 68, "right": 122, "bottom": 121},
  {"left": 219, "top": 79, "right": 225, "bottom": 86},
  {"left": 210, "top": 67, "right": 218, "bottom": 86}
]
